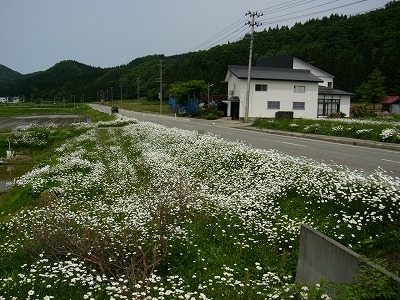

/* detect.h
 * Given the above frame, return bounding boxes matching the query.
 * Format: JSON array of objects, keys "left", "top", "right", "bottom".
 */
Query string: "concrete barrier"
[{"left": 296, "top": 224, "right": 400, "bottom": 292}]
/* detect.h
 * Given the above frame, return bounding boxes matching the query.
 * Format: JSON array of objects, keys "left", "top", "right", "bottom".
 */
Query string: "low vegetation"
[
  {"left": 253, "top": 113, "right": 400, "bottom": 144},
  {"left": 0, "top": 106, "right": 399, "bottom": 299}
]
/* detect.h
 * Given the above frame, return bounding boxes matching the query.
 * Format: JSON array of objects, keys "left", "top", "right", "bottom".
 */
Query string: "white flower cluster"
[
  {"left": 379, "top": 128, "right": 400, "bottom": 141},
  {"left": 9, "top": 130, "right": 51, "bottom": 147},
  {"left": 332, "top": 125, "right": 344, "bottom": 132},
  {"left": 356, "top": 129, "right": 373, "bottom": 135},
  {"left": 1, "top": 120, "right": 398, "bottom": 299}
]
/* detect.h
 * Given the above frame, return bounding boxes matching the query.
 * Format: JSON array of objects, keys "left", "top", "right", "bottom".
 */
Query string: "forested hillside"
[
  {"left": 1, "top": 1, "right": 399, "bottom": 102},
  {"left": 0, "top": 65, "right": 21, "bottom": 87}
]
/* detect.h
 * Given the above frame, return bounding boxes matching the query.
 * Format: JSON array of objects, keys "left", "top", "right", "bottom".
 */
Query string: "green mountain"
[
  {"left": 0, "top": 64, "right": 22, "bottom": 94},
  {"left": 1, "top": 1, "right": 399, "bottom": 101}
]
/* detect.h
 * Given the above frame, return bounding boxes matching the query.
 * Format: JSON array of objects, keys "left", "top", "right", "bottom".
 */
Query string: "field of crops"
[{"left": 1, "top": 115, "right": 399, "bottom": 299}]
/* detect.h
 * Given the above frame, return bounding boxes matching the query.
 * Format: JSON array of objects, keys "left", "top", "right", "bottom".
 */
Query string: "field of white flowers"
[{"left": 0, "top": 116, "right": 399, "bottom": 299}]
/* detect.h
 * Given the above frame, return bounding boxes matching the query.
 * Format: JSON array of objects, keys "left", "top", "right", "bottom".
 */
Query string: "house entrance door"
[{"left": 230, "top": 102, "right": 239, "bottom": 120}]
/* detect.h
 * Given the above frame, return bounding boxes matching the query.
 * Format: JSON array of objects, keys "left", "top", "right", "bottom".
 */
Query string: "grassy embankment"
[
  {"left": 103, "top": 98, "right": 171, "bottom": 114},
  {"left": 253, "top": 114, "right": 400, "bottom": 144},
  {"left": 0, "top": 103, "right": 399, "bottom": 299}
]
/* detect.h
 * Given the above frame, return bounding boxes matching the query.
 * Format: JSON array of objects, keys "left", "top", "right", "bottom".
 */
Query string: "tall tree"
[
  {"left": 169, "top": 80, "right": 207, "bottom": 104},
  {"left": 356, "top": 68, "right": 387, "bottom": 109}
]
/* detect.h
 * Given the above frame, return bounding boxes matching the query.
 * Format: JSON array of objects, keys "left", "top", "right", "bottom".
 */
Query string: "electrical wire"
[
  {"left": 259, "top": 0, "right": 368, "bottom": 25},
  {"left": 188, "top": 0, "right": 381, "bottom": 53}
]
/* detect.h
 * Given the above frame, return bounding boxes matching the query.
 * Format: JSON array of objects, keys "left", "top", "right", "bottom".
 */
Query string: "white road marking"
[
  {"left": 264, "top": 139, "right": 306, "bottom": 147},
  {"left": 381, "top": 158, "right": 400, "bottom": 164}
]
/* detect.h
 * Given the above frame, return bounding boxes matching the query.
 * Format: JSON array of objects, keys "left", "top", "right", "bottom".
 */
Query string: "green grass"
[
  {"left": 253, "top": 116, "right": 400, "bottom": 143},
  {"left": 105, "top": 98, "right": 170, "bottom": 114}
]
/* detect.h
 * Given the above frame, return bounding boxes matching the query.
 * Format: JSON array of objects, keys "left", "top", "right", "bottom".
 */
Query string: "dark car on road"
[{"left": 111, "top": 106, "right": 119, "bottom": 113}]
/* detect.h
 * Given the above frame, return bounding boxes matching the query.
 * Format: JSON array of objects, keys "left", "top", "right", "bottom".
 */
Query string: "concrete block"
[{"left": 296, "top": 224, "right": 400, "bottom": 291}]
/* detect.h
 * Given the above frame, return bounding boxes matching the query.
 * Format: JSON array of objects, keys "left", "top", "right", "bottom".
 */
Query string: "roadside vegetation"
[
  {"left": 253, "top": 109, "right": 400, "bottom": 144},
  {"left": 104, "top": 98, "right": 170, "bottom": 114},
  {"left": 105, "top": 97, "right": 225, "bottom": 120},
  {"left": 0, "top": 105, "right": 399, "bottom": 299}
]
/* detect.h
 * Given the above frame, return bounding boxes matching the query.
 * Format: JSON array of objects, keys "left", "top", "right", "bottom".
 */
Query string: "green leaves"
[
  {"left": 168, "top": 80, "right": 207, "bottom": 104},
  {"left": 356, "top": 68, "right": 387, "bottom": 107}
]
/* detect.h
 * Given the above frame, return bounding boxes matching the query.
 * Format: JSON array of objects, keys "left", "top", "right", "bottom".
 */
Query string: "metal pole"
[
  {"left": 137, "top": 77, "right": 140, "bottom": 100},
  {"left": 159, "top": 60, "right": 164, "bottom": 114}
]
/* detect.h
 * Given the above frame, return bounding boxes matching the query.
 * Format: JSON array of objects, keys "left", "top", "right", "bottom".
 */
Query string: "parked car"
[{"left": 111, "top": 106, "right": 119, "bottom": 113}]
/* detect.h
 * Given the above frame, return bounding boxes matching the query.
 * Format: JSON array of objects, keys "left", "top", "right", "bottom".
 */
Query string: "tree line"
[{"left": 0, "top": 1, "right": 399, "bottom": 103}]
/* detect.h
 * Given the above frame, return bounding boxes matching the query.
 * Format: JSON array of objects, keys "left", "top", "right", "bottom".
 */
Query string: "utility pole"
[
  {"left": 137, "top": 77, "right": 140, "bottom": 100},
  {"left": 120, "top": 83, "right": 123, "bottom": 101},
  {"left": 158, "top": 60, "right": 164, "bottom": 114},
  {"left": 244, "top": 11, "right": 263, "bottom": 122}
]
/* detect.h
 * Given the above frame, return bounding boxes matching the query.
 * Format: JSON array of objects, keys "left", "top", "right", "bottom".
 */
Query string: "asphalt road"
[{"left": 91, "top": 104, "right": 400, "bottom": 177}]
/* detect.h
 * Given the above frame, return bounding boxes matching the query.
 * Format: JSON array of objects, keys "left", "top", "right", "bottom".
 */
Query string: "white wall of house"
[
  {"left": 391, "top": 104, "right": 400, "bottom": 113},
  {"left": 248, "top": 79, "right": 319, "bottom": 119},
  {"left": 340, "top": 95, "right": 351, "bottom": 116},
  {"left": 293, "top": 58, "right": 334, "bottom": 88}
]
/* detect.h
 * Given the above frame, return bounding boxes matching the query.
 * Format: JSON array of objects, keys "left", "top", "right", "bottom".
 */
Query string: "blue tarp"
[{"left": 169, "top": 98, "right": 199, "bottom": 114}]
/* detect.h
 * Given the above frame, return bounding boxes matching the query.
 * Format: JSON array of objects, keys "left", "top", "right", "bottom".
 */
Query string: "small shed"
[{"left": 382, "top": 95, "right": 400, "bottom": 113}]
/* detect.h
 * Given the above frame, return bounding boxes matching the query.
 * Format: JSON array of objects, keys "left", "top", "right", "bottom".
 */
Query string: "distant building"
[{"left": 382, "top": 95, "right": 400, "bottom": 113}]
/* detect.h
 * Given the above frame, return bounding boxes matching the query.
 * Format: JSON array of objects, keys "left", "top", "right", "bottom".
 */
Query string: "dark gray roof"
[
  {"left": 318, "top": 85, "right": 354, "bottom": 96},
  {"left": 228, "top": 65, "right": 323, "bottom": 83}
]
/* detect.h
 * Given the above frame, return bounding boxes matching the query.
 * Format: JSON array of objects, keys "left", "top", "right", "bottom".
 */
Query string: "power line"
[
  {"left": 260, "top": 0, "right": 319, "bottom": 14},
  {"left": 188, "top": 16, "right": 247, "bottom": 52},
  {"left": 188, "top": 0, "right": 379, "bottom": 53},
  {"left": 259, "top": 0, "right": 369, "bottom": 25},
  {"left": 259, "top": 0, "right": 342, "bottom": 23}
]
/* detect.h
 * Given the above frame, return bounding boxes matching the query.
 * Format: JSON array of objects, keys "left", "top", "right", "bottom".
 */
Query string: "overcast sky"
[{"left": 1, "top": 0, "right": 389, "bottom": 74}]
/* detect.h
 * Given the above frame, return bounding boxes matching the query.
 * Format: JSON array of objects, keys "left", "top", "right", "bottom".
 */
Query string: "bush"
[
  {"left": 206, "top": 113, "right": 218, "bottom": 120},
  {"left": 351, "top": 105, "right": 371, "bottom": 118}
]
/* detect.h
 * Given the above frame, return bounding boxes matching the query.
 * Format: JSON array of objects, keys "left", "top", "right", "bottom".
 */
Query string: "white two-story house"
[{"left": 225, "top": 54, "right": 353, "bottom": 119}]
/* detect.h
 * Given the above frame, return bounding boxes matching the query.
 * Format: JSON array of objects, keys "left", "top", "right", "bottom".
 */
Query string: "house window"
[
  {"left": 267, "top": 101, "right": 280, "bottom": 109},
  {"left": 294, "top": 85, "right": 305, "bottom": 93},
  {"left": 318, "top": 97, "right": 340, "bottom": 117},
  {"left": 328, "top": 82, "right": 333, "bottom": 88},
  {"left": 293, "top": 102, "right": 305, "bottom": 110},
  {"left": 255, "top": 84, "right": 268, "bottom": 91}
]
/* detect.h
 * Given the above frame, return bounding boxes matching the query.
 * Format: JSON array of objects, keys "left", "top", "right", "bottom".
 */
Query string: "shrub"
[
  {"left": 351, "top": 105, "right": 371, "bottom": 118},
  {"left": 206, "top": 113, "right": 218, "bottom": 120}
]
